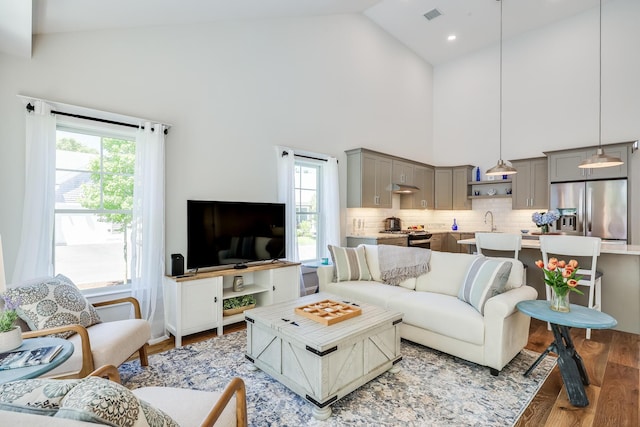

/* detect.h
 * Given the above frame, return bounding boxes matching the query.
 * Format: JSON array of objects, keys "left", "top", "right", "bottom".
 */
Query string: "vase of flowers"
[
  {"left": 532, "top": 210, "right": 560, "bottom": 234},
  {"left": 535, "top": 258, "right": 583, "bottom": 312},
  {"left": 0, "top": 295, "right": 22, "bottom": 352}
]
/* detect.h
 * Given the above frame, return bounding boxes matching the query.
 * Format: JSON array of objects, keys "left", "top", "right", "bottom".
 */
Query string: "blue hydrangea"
[{"left": 532, "top": 210, "right": 560, "bottom": 226}]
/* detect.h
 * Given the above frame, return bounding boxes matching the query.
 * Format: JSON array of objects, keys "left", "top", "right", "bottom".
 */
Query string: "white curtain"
[
  {"left": 276, "top": 147, "right": 304, "bottom": 296},
  {"left": 12, "top": 101, "right": 56, "bottom": 285},
  {"left": 322, "top": 157, "right": 340, "bottom": 256},
  {"left": 131, "top": 123, "right": 166, "bottom": 340}
]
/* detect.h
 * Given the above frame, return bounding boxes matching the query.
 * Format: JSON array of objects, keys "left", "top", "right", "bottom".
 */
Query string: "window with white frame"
[
  {"left": 54, "top": 125, "right": 135, "bottom": 290},
  {"left": 294, "top": 160, "right": 323, "bottom": 262}
]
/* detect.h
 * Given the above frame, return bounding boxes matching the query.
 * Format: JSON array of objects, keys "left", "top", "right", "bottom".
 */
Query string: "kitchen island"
[{"left": 458, "top": 236, "right": 640, "bottom": 334}]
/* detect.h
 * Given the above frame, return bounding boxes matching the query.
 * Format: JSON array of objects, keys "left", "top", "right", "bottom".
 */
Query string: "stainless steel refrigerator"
[{"left": 549, "top": 179, "right": 627, "bottom": 242}]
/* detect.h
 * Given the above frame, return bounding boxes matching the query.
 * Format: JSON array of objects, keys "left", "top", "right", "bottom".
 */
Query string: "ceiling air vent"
[{"left": 423, "top": 8, "right": 442, "bottom": 21}]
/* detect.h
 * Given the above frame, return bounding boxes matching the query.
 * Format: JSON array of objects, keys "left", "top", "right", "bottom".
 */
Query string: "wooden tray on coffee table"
[{"left": 294, "top": 299, "right": 362, "bottom": 325}]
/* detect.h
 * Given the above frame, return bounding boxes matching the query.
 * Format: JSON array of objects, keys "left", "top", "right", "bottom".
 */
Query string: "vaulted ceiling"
[{"left": 2, "top": 0, "right": 603, "bottom": 65}]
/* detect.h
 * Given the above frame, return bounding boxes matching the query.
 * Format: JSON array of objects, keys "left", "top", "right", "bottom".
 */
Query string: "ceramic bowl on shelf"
[
  {"left": 521, "top": 229, "right": 529, "bottom": 234},
  {"left": 486, "top": 188, "right": 497, "bottom": 196}
]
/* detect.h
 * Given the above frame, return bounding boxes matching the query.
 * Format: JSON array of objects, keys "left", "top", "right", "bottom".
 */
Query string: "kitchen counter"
[
  {"left": 458, "top": 237, "right": 640, "bottom": 334},
  {"left": 458, "top": 237, "right": 640, "bottom": 256}
]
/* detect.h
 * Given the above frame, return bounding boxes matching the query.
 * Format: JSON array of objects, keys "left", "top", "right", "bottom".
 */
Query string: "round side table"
[
  {"left": 0, "top": 337, "right": 74, "bottom": 384},
  {"left": 516, "top": 300, "right": 617, "bottom": 407}
]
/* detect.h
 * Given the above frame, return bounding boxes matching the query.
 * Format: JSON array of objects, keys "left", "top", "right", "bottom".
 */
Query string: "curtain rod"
[
  {"left": 281, "top": 150, "right": 330, "bottom": 163},
  {"left": 25, "top": 103, "right": 169, "bottom": 135}
]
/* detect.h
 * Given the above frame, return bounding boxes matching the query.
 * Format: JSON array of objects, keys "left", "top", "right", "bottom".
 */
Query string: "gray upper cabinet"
[
  {"left": 346, "top": 148, "right": 392, "bottom": 208},
  {"left": 435, "top": 166, "right": 472, "bottom": 210},
  {"left": 452, "top": 166, "right": 473, "bottom": 210},
  {"left": 401, "top": 164, "right": 434, "bottom": 209},
  {"left": 434, "top": 168, "right": 453, "bottom": 210},
  {"left": 511, "top": 157, "right": 548, "bottom": 209},
  {"left": 547, "top": 144, "right": 628, "bottom": 183},
  {"left": 392, "top": 159, "right": 414, "bottom": 186}
]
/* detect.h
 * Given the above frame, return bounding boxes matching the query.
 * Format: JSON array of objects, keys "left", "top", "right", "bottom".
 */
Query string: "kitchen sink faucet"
[{"left": 484, "top": 210, "right": 497, "bottom": 232}]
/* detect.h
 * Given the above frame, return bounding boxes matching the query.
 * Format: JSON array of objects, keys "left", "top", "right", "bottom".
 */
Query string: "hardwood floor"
[
  {"left": 145, "top": 318, "right": 639, "bottom": 427},
  {"left": 515, "top": 319, "right": 639, "bottom": 427}
]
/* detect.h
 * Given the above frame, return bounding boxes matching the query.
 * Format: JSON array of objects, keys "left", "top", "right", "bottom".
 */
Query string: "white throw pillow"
[
  {"left": 328, "top": 245, "right": 372, "bottom": 282},
  {"left": 458, "top": 257, "right": 512, "bottom": 314}
]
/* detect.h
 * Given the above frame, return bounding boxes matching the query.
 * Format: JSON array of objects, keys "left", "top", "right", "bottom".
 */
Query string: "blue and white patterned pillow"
[
  {"left": 4, "top": 274, "right": 101, "bottom": 339},
  {"left": 0, "top": 378, "right": 81, "bottom": 416},
  {"left": 458, "top": 257, "right": 512, "bottom": 314},
  {"left": 55, "top": 377, "right": 178, "bottom": 427}
]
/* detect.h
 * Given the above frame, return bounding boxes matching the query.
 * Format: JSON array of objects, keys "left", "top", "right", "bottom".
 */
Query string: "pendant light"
[
  {"left": 579, "top": 0, "right": 623, "bottom": 169},
  {"left": 486, "top": 0, "right": 517, "bottom": 176}
]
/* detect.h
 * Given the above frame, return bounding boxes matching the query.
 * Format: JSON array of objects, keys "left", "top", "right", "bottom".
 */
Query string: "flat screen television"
[{"left": 187, "top": 200, "right": 286, "bottom": 270}]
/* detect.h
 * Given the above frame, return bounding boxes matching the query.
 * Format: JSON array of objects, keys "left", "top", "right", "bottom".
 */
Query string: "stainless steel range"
[{"left": 380, "top": 229, "right": 433, "bottom": 249}]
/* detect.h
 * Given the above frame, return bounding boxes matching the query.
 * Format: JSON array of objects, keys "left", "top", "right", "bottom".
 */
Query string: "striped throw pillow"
[
  {"left": 328, "top": 245, "right": 372, "bottom": 282},
  {"left": 458, "top": 257, "right": 512, "bottom": 314}
]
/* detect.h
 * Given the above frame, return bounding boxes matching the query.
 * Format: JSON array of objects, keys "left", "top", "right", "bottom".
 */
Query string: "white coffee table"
[{"left": 244, "top": 292, "right": 403, "bottom": 420}]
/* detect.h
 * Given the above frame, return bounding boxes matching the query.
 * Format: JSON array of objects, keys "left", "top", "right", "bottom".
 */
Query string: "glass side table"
[
  {"left": 0, "top": 337, "right": 74, "bottom": 384},
  {"left": 516, "top": 300, "right": 617, "bottom": 407}
]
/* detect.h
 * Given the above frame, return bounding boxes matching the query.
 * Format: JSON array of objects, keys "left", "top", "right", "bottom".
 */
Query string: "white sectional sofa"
[{"left": 318, "top": 245, "right": 538, "bottom": 374}]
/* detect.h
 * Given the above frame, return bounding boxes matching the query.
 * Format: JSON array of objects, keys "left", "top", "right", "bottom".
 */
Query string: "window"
[
  {"left": 54, "top": 126, "right": 135, "bottom": 290},
  {"left": 294, "top": 160, "right": 322, "bottom": 262}
]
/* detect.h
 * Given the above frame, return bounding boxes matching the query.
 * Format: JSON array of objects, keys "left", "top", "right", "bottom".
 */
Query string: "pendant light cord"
[
  {"left": 598, "top": 0, "right": 602, "bottom": 148},
  {"left": 499, "top": 0, "right": 503, "bottom": 160}
]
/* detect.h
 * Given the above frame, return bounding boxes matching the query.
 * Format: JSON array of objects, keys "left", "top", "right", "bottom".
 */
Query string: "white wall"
[
  {"left": 0, "top": 14, "right": 434, "bottom": 279},
  {"left": 434, "top": 0, "right": 640, "bottom": 169},
  {"left": 433, "top": 0, "right": 640, "bottom": 243}
]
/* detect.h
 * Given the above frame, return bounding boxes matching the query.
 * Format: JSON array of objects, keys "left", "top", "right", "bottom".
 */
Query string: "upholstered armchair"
[
  {"left": 0, "top": 365, "right": 247, "bottom": 427},
  {"left": 21, "top": 296, "right": 151, "bottom": 378}
]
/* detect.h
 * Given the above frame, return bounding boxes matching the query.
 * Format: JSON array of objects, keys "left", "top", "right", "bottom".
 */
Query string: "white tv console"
[{"left": 164, "top": 261, "right": 301, "bottom": 347}]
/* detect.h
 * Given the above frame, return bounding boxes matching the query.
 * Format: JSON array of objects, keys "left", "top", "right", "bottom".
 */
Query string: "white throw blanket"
[{"left": 378, "top": 245, "right": 431, "bottom": 286}]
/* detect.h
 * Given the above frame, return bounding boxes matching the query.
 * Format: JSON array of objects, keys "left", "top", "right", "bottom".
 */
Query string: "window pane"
[
  {"left": 55, "top": 171, "right": 97, "bottom": 210},
  {"left": 55, "top": 213, "right": 132, "bottom": 289},
  {"left": 297, "top": 214, "right": 318, "bottom": 261},
  {"left": 102, "top": 138, "right": 135, "bottom": 175}
]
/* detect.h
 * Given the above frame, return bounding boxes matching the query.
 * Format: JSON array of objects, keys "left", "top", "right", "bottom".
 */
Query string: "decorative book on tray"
[
  {"left": 0, "top": 345, "right": 63, "bottom": 370},
  {"left": 295, "top": 299, "right": 362, "bottom": 325}
]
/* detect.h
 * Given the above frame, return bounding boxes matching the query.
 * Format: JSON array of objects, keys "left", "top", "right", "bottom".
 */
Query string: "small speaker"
[{"left": 171, "top": 254, "right": 184, "bottom": 276}]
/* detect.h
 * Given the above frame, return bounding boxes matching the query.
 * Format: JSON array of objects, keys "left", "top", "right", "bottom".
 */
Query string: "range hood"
[{"left": 388, "top": 183, "right": 420, "bottom": 194}]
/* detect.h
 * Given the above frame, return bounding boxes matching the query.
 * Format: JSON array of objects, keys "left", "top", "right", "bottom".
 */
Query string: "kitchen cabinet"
[
  {"left": 511, "top": 157, "right": 548, "bottom": 209},
  {"left": 346, "top": 148, "right": 392, "bottom": 208},
  {"left": 434, "top": 168, "right": 452, "bottom": 209},
  {"left": 547, "top": 144, "right": 628, "bottom": 182},
  {"left": 452, "top": 166, "right": 473, "bottom": 209},
  {"left": 347, "top": 236, "right": 407, "bottom": 247},
  {"left": 401, "top": 164, "right": 434, "bottom": 209},
  {"left": 429, "top": 233, "right": 444, "bottom": 251},
  {"left": 164, "top": 262, "right": 300, "bottom": 347},
  {"left": 430, "top": 232, "right": 474, "bottom": 252},
  {"left": 435, "top": 166, "right": 473, "bottom": 210},
  {"left": 392, "top": 159, "right": 414, "bottom": 186},
  {"left": 446, "top": 232, "right": 475, "bottom": 253}
]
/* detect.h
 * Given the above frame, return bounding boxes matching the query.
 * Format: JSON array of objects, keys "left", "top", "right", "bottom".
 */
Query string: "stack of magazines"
[{"left": 0, "top": 345, "right": 63, "bottom": 370}]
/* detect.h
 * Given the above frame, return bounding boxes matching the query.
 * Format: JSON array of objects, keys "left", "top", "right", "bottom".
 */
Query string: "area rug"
[{"left": 118, "top": 331, "right": 555, "bottom": 426}]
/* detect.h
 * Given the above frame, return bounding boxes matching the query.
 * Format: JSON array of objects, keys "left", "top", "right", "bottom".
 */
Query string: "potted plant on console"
[{"left": 223, "top": 295, "right": 256, "bottom": 316}]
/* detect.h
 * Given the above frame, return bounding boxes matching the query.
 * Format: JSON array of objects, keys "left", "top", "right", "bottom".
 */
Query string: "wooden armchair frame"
[
  {"left": 90, "top": 365, "right": 248, "bottom": 427},
  {"left": 21, "top": 297, "right": 149, "bottom": 378}
]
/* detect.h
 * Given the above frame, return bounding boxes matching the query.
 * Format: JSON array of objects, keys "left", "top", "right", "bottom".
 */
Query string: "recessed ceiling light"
[{"left": 447, "top": 34, "right": 457, "bottom": 41}]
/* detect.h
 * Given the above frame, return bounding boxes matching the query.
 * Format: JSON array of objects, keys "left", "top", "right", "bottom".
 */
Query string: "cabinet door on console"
[
  {"left": 182, "top": 278, "right": 221, "bottom": 332},
  {"left": 271, "top": 265, "right": 302, "bottom": 303}
]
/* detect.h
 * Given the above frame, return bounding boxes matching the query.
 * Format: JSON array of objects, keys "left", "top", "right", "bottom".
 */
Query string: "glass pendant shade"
[
  {"left": 486, "top": 159, "right": 517, "bottom": 176},
  {"left": 578, "top": 147, "right": 623, "bottom": 168}
]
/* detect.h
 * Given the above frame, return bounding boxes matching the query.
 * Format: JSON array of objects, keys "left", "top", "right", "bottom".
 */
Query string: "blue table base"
[{"left": 524, "top": 324, "right": 589, "bottom": 407}]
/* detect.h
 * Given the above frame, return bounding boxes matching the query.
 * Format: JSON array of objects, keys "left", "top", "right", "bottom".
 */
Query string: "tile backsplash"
[{"left": 346, "top": 196, "right": 544, "bottom": 235}]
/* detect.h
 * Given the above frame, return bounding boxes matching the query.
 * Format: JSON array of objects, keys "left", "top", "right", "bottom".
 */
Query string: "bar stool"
[
  {"left": 475, "top": 232, "right": 527, "bottom": 285},
  {"left": 539, "top": 235, "right": 602, "bottom": 339}
]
